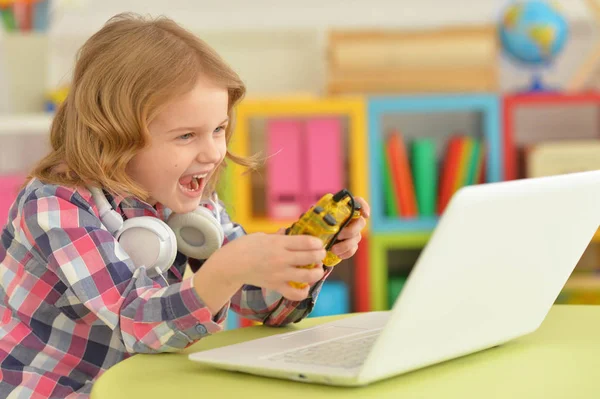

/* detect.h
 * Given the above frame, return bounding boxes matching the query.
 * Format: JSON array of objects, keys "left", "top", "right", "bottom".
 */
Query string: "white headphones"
[{"left": 89, "top": 187, "right": 225, "bottom": 278}]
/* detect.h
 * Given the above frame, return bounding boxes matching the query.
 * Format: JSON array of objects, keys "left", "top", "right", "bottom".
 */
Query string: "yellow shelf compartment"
[
  {"left": 557, "top": 273, "right": 600, "bottom": 305},
  {"left": 225, "top": 95, "right": 368, "bottom": 234},
  {"left": 369, "top": 232, "right": 432, "bottom": 311},
  {"left": 593, "top": 229, "right": 600, "bottom": 242}
]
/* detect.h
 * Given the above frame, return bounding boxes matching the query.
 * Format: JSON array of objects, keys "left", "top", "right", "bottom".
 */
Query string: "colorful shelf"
[
  {"left": 226, "top": 95, "right": 368, "bottom": 234},
  {"left": 369, "top": 232, "right": 431, "bottom": 311},
  {"left": 222, "top": 95, "right": 371, "bottom": 316},
  {"left": 503, "top": 92, "right": 600, "bottom": 180},
  {"left": 368, "top": 93, "right": 503, "bottom": 234}
]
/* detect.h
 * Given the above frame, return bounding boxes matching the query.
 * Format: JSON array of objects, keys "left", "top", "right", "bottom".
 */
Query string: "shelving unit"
[
  {"left": 369, "top": 232, "right": 430, "bottom": 311},
  {"left": 503, "top": 92, "right": 600, "bottom": 181},
  {"left": 501, "top": 92, "right": 600, "bottom": 304},
  {"left": 0, "top": 113, "right": 53, "bottom": 223},
  {"left": 3, "top": 90, "right": 600, "bottom": 321},
  {"left": 367, "top": 93, "right": 503, "bottom": 233},
  {"left": 558, "top": 274, "right": 600, "bottom": 304},
  {"left": 365, "top": 94, "right": 504, "bottom": 310},
  {"left": 224, "top": 95, "right": 371, "bottom": 315},
  {"left": 0, "top": 113, "right": 52, "bottom": 135},
  {"left": 503, "top": 92, "right": 600, "bottom": 249},
  {"left": 226, "top": 95, "right": 368, "bottom": 233}
]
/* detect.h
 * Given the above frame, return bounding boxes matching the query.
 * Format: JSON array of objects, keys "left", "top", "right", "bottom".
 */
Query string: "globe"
[{"left": 499, "top": 0, "right": 568, "bottom": 90}]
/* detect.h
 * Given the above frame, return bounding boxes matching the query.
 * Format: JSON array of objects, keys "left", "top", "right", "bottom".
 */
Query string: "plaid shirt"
[{"left": 0, "top": 178, "right": 331, "bottom": 398}]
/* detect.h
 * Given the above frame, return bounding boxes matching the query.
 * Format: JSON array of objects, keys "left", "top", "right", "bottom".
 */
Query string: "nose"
[{"left": 196, "top": 135, "right": 222, "bottom": 165}]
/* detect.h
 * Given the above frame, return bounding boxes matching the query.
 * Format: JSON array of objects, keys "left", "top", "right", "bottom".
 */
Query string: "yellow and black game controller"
[{"left": 285, "top": 189, "right": 362, "bottom": 288}]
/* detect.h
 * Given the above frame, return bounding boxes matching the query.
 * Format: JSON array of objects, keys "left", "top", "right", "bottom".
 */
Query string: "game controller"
[{"left": 285, "top": 188, "right": 362, "bottom": 289}]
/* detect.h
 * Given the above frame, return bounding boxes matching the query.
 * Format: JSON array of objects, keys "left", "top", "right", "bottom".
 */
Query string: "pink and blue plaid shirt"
[{"left": 0, "top": 178, "right": 332, "bottom": 398}]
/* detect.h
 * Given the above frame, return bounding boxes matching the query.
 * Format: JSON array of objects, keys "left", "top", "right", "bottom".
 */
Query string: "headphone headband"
[
  {"left": 88, "top": 186, "right": 123, "bottom": 235},
  {"left": 88, "top": 186, "right": 225, "bottom": 281}
]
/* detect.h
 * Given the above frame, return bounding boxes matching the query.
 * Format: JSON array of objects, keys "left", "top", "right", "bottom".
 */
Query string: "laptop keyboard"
[{"left": 267, "top": 330, "right": 381, "bottom": 369}]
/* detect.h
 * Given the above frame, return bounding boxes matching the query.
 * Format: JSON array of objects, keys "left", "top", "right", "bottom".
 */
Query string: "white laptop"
[{"left": 188, "top": 170, "right": 600, "bottom": 386}]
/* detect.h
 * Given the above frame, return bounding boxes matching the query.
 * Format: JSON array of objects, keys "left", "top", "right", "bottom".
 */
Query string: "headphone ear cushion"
[
  {"left": 117, "top": 217, "right": 178, "bottom": 277},
  {"left": 167, "top": 207, "right": 224, "bottom": 260}
]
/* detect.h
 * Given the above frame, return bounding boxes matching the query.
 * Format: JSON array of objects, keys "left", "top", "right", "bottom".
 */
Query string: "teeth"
[
  {"left": 179, "top": 182, "right": 199, "bottom": 192},
  {"left": 179, "top": 172, "right": 209, "bottom": 193},
  {"left": 178, "top": 172, "right": 210, "bottom": 193}
]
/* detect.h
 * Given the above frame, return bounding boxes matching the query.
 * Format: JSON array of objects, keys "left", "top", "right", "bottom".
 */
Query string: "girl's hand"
[
  {"left": 276, "top": 196, "right": 370, "bottom": 260},
  {"left": 329, "top": 196, "right": 370, "bottom": 260},
  {"left": 205, "top": 232, "right": 327, "bottom": 301}
]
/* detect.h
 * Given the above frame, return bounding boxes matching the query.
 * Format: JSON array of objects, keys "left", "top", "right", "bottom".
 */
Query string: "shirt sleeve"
[
  {"left": 214, "top": 198, "right": 333, "bottom": 326},
  {"left": 20, "top": 187, "right": 227, "bottom": 354}
]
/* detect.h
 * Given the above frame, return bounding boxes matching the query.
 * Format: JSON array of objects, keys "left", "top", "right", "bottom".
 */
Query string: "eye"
[
  {"left": 178, "top": 132, "right": 194, "bottom": 140},
  {"left": 214, "top": 125, "right": 227, "bottom": 134}
]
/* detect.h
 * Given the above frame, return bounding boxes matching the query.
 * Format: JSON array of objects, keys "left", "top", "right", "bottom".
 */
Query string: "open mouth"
[{"left": 178, "top": 173, "right": 208, "bottom": 195}]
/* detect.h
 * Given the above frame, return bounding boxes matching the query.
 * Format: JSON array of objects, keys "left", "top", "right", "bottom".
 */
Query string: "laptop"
[{"left": 188, "top": 170, "right": 600, "bottom": 386}]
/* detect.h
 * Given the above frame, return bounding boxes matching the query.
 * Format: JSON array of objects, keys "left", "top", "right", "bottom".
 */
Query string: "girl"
[{"left": 0, "top": 12, "right": 369, "bottom": 399}]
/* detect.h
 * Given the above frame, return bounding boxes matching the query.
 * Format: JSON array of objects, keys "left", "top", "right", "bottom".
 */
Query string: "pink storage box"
[
  {"left": 266, "top": 119, "right": 304, "bottom": 219},
  {"left": 304, "top": 117, "right": 343, "bottom": 208},
  {"left": 0, "top": 175, "right": 25, "bottom": 228}
]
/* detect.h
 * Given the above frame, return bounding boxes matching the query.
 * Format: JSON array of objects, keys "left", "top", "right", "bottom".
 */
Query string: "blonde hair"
[{"left": 29, "top": 12, "right": 257, "bottom": 200}]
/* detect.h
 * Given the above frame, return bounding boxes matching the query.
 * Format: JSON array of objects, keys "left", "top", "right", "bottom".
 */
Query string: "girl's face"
[{"left": 127, "top": 77, "right": 229, "bottom": 214}]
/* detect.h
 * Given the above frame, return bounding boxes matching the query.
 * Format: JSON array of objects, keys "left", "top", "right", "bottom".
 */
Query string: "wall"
[
  {"left": 42, "top": 0, "right": 600, "bottom": 95},
  {"left": 47, "top": 29, "right": 325, "bottom": 97},
  {"left": 45, "top": 0, "right": 594, "bottom": 34},
  {"left": 1, "top": 0, "right": 600, "bottom": 108}
]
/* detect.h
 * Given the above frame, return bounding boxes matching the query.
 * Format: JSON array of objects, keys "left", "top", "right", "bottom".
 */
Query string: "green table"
[{"left": 91, "top": 305, "right": 600, "bottom": 398}]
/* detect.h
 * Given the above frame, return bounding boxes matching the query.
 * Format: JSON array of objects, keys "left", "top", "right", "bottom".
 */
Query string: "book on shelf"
[
  {"left": 438, "top": 134, "right": 485, "bottom": 213},
  {"left": 525, "top": 140, "right": 600, "bottom": 178},
  {"left": 437, "top": 135, "right": 463, "bottom": 214},
  {"left": 454, "top": 136, "right": 473, "bottom": 191},
  {"left": 386, "top": 130, "right": 418, "bottom": 217},
  {"left": 381, "top": 139, "right": 399, "bottom": 217},
  {"left": 411, "top": 138, "right": 437, "bottom": 217},
  {"left": 381, "top": 132, "right": 485, "bottom": 219}
]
